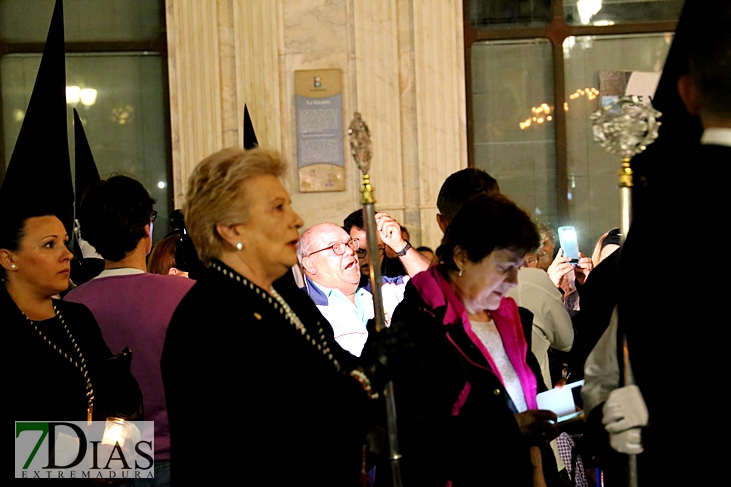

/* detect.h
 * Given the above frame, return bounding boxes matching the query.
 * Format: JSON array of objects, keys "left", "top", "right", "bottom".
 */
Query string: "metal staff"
[
  {"left": 618, "top": 152, "right": 636, "bottom": 487},
  {"left": 348, "top": 113, "right": 403, "bottom": 487},
  {"left": 591, "top": 95, "right": 661, "bottom": 487}
]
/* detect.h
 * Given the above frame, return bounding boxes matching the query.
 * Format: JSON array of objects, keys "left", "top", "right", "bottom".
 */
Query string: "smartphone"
[{"left": 557, "top": 226, "right": 580, "bottom": 263}]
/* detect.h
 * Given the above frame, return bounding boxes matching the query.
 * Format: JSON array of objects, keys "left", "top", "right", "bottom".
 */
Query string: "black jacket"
[
  {"left": 161, "top": 260, "right": 370, "bottom": 486},
  {"left": 5, "top": 285, "right": 113, "bottom": 422},
  {"left": 611, "top": 142, "right": 730, "bottom": 484},
  {"left": 384, "top": 282, "right": 534, "bottom": 487}
]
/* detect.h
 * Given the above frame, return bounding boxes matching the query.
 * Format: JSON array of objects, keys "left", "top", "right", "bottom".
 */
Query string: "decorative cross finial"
[
  {"left": 591, "top": 95, "right": 662, "bottom": 160},
  {"left": 348, "top": 112, "right": 372, "bottom": 175}
]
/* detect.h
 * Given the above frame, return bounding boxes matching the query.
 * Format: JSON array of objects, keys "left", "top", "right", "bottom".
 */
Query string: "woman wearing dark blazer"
[
  {"left": 161, "top": 147, "right": 370, "bottom": 486},
  {"left": 1, "top": 212, "right": 112, "bottom": 422},
  {"left": 385, "top": 194, "right": 560, "bottom": 487}
]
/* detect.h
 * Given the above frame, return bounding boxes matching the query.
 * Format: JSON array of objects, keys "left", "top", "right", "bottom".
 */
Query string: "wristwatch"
[{"left": 395, "top": 241, "right": 411, "bottom": 257}]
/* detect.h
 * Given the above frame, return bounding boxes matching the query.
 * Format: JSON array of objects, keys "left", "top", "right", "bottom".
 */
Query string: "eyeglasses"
[
  {"left": 356, "top": 244, "right": 386, "bottom": 258},
  {"left": 307, "top": 238, "right": 359, "bottom": 257},
  {"left": 150, "top": 210, "right": 158, "bottom": 223}
]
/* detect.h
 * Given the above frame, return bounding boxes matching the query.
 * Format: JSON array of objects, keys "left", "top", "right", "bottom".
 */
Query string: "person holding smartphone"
[{"left": 546, "top": 230, "right": 593, "bottom": 313}]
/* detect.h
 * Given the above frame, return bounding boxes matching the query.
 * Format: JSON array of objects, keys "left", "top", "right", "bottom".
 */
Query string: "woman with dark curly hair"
[{"left": 384, "top": 193, "right": 560, "bottom": 487}]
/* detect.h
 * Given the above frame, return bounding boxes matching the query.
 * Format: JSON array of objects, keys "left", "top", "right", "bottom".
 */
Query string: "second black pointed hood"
[
  {"left": 243, "top": 104, "right": 259, "bottom": 150},
  {"left": 71, "top": 108, "right": 104, "bottom": 275},
  {"left": 73, "top": 108, "right": 100, "bottom": 213}
]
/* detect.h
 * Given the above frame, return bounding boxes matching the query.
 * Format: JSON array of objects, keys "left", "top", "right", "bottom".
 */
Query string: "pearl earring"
[
  {"left": 458, "top": 268, "right": 463, "bottom": 277},
  {"left": 10, "top": 263, "right": 17, "bottom": 269},
  {"left": 236, "top": 242, "right": 243, "bottom": 251}
]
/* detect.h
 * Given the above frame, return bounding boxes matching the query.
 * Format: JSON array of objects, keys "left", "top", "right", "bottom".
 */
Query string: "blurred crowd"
[{"left": 4, "top": 2, "right": 730, "bottom": 486}]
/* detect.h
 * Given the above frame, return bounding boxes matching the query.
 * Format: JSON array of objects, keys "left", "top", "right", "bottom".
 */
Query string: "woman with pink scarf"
[{"left": 384, "top": 194, "right": 560, "bottom": 487}]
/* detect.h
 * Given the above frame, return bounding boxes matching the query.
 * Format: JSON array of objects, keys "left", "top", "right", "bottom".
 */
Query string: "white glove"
[
  {"left": 608, "top": 427, "right": 644, "bottom": 455},
  {"left": 602, "top": 385, "right": 648, "bottom": 433}
]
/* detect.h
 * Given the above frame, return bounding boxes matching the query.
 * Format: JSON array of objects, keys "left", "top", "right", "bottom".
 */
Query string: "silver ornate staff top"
[
  {"left": 591, "top": 95, "right": 658, "bottom": 487},
  {"left": 591, "top": 95, "right": 662, "bottom": 160},
  {"left": 348, "top": 112, "right": 372, "bottom": 175}
]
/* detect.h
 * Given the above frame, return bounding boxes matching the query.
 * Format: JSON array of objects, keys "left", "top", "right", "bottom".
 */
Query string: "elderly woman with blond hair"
[{"left": 161, "top": 147, "right": 370, "bottom": 485}]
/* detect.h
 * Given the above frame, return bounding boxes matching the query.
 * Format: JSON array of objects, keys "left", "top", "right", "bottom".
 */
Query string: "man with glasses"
[
  {"left": 297, "top": 222, "right": 409, "bottom": 357},
  {"left": 64, "top": 176, "right": 193, "bottom": 485}
]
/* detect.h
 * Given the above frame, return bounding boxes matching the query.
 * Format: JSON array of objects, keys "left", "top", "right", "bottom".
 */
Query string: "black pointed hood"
[
  {"left": 243, "top": 104, "right": 259, "bottom": 149},
  {"left": 70, "top": 107, "right": 104, "bottom": 283},
  {"left": 630, "top": 0, "right": 729, "bottom": 217},
  {"left": 0, "top": 0, "right": 72, "bottom": 232},
  {"left": 73, "top": 108, "right": 100, "bottom": 213},
  {"left": 644, "top": 0, "right": 708, "bottom": 146}
]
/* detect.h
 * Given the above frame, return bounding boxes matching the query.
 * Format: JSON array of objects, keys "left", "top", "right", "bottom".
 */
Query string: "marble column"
[
  {"left": 396, "top": 0, "right": 421, "bottom": 245},
  {"left": 233, "top": 0, "right": 282, "bottom": 152},
  {"left": 413, "top": 0, "right": 468, "bottom": 249},
  {"left": 166, "top": 0, "right": 224, "bottom": 206},
  {"left": 352, "top": 0, "right": 404, "bottom": 223}
]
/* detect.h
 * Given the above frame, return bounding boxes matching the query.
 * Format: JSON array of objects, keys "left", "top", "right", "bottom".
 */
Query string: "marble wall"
[{"left": 165, "top": 0, "right": 467, "bottom": 250}]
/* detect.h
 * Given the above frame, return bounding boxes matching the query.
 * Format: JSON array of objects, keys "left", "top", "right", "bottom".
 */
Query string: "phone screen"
[{"left": 557, "top": 226, "right": 580, "bottom": 262}]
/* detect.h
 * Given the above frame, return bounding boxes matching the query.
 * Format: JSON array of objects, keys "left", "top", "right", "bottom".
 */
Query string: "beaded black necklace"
[
  {"left": 24, "top": 305, "right": 95, "bottom": 423},
  {"left": 212, "top": 263, "right": 341, "bottom": 371}
]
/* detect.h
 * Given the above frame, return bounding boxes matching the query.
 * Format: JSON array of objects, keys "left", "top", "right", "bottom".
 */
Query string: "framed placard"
[{"left": 295, "top": 69, "right": 345, "bottom": 192}]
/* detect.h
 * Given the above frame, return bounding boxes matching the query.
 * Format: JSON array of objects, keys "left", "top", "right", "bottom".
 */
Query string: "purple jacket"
[{"left": 65, "top": 272, "right": 194, "bottom": 461}]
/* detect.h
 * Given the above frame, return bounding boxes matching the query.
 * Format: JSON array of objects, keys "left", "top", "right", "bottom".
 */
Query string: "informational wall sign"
[{"left": 295, "top": 69, "right": 345, "bottom": 192}]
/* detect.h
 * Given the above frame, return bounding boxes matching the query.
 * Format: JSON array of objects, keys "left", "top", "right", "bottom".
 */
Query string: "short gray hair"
[
  {"left": 296, "top": 227, "right": 316, "bottom": 265},
  {"left": 296, "top": 223, "right": 341, "bottom": 267}
]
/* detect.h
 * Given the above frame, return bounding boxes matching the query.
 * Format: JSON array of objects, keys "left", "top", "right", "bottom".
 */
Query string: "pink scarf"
[{"left": 411, "top": 266, "right": 538, "bottom": 409}]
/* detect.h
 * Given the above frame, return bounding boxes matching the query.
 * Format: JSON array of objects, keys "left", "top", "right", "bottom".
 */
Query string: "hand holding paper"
[{"left": 536, "top": 380, "right": 584, "bottom": 423}]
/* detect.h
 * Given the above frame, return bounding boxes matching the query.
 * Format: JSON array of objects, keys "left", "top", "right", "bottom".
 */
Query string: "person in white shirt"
[{"left": 297, "top": 223, "right": 409, "bottom": 357}]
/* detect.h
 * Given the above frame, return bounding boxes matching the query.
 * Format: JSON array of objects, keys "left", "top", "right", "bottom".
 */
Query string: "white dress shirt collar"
[
  {"left": 701, "top": 127, "right": 731, "bottom": 148},
  {"left": 94, "top": 268, "right": 146, "bottom": 279}
]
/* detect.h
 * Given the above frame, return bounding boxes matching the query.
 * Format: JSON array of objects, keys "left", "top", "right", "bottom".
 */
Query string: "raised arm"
[{"left": 375, "top": 212, "right": 429, "bottom": 277}]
